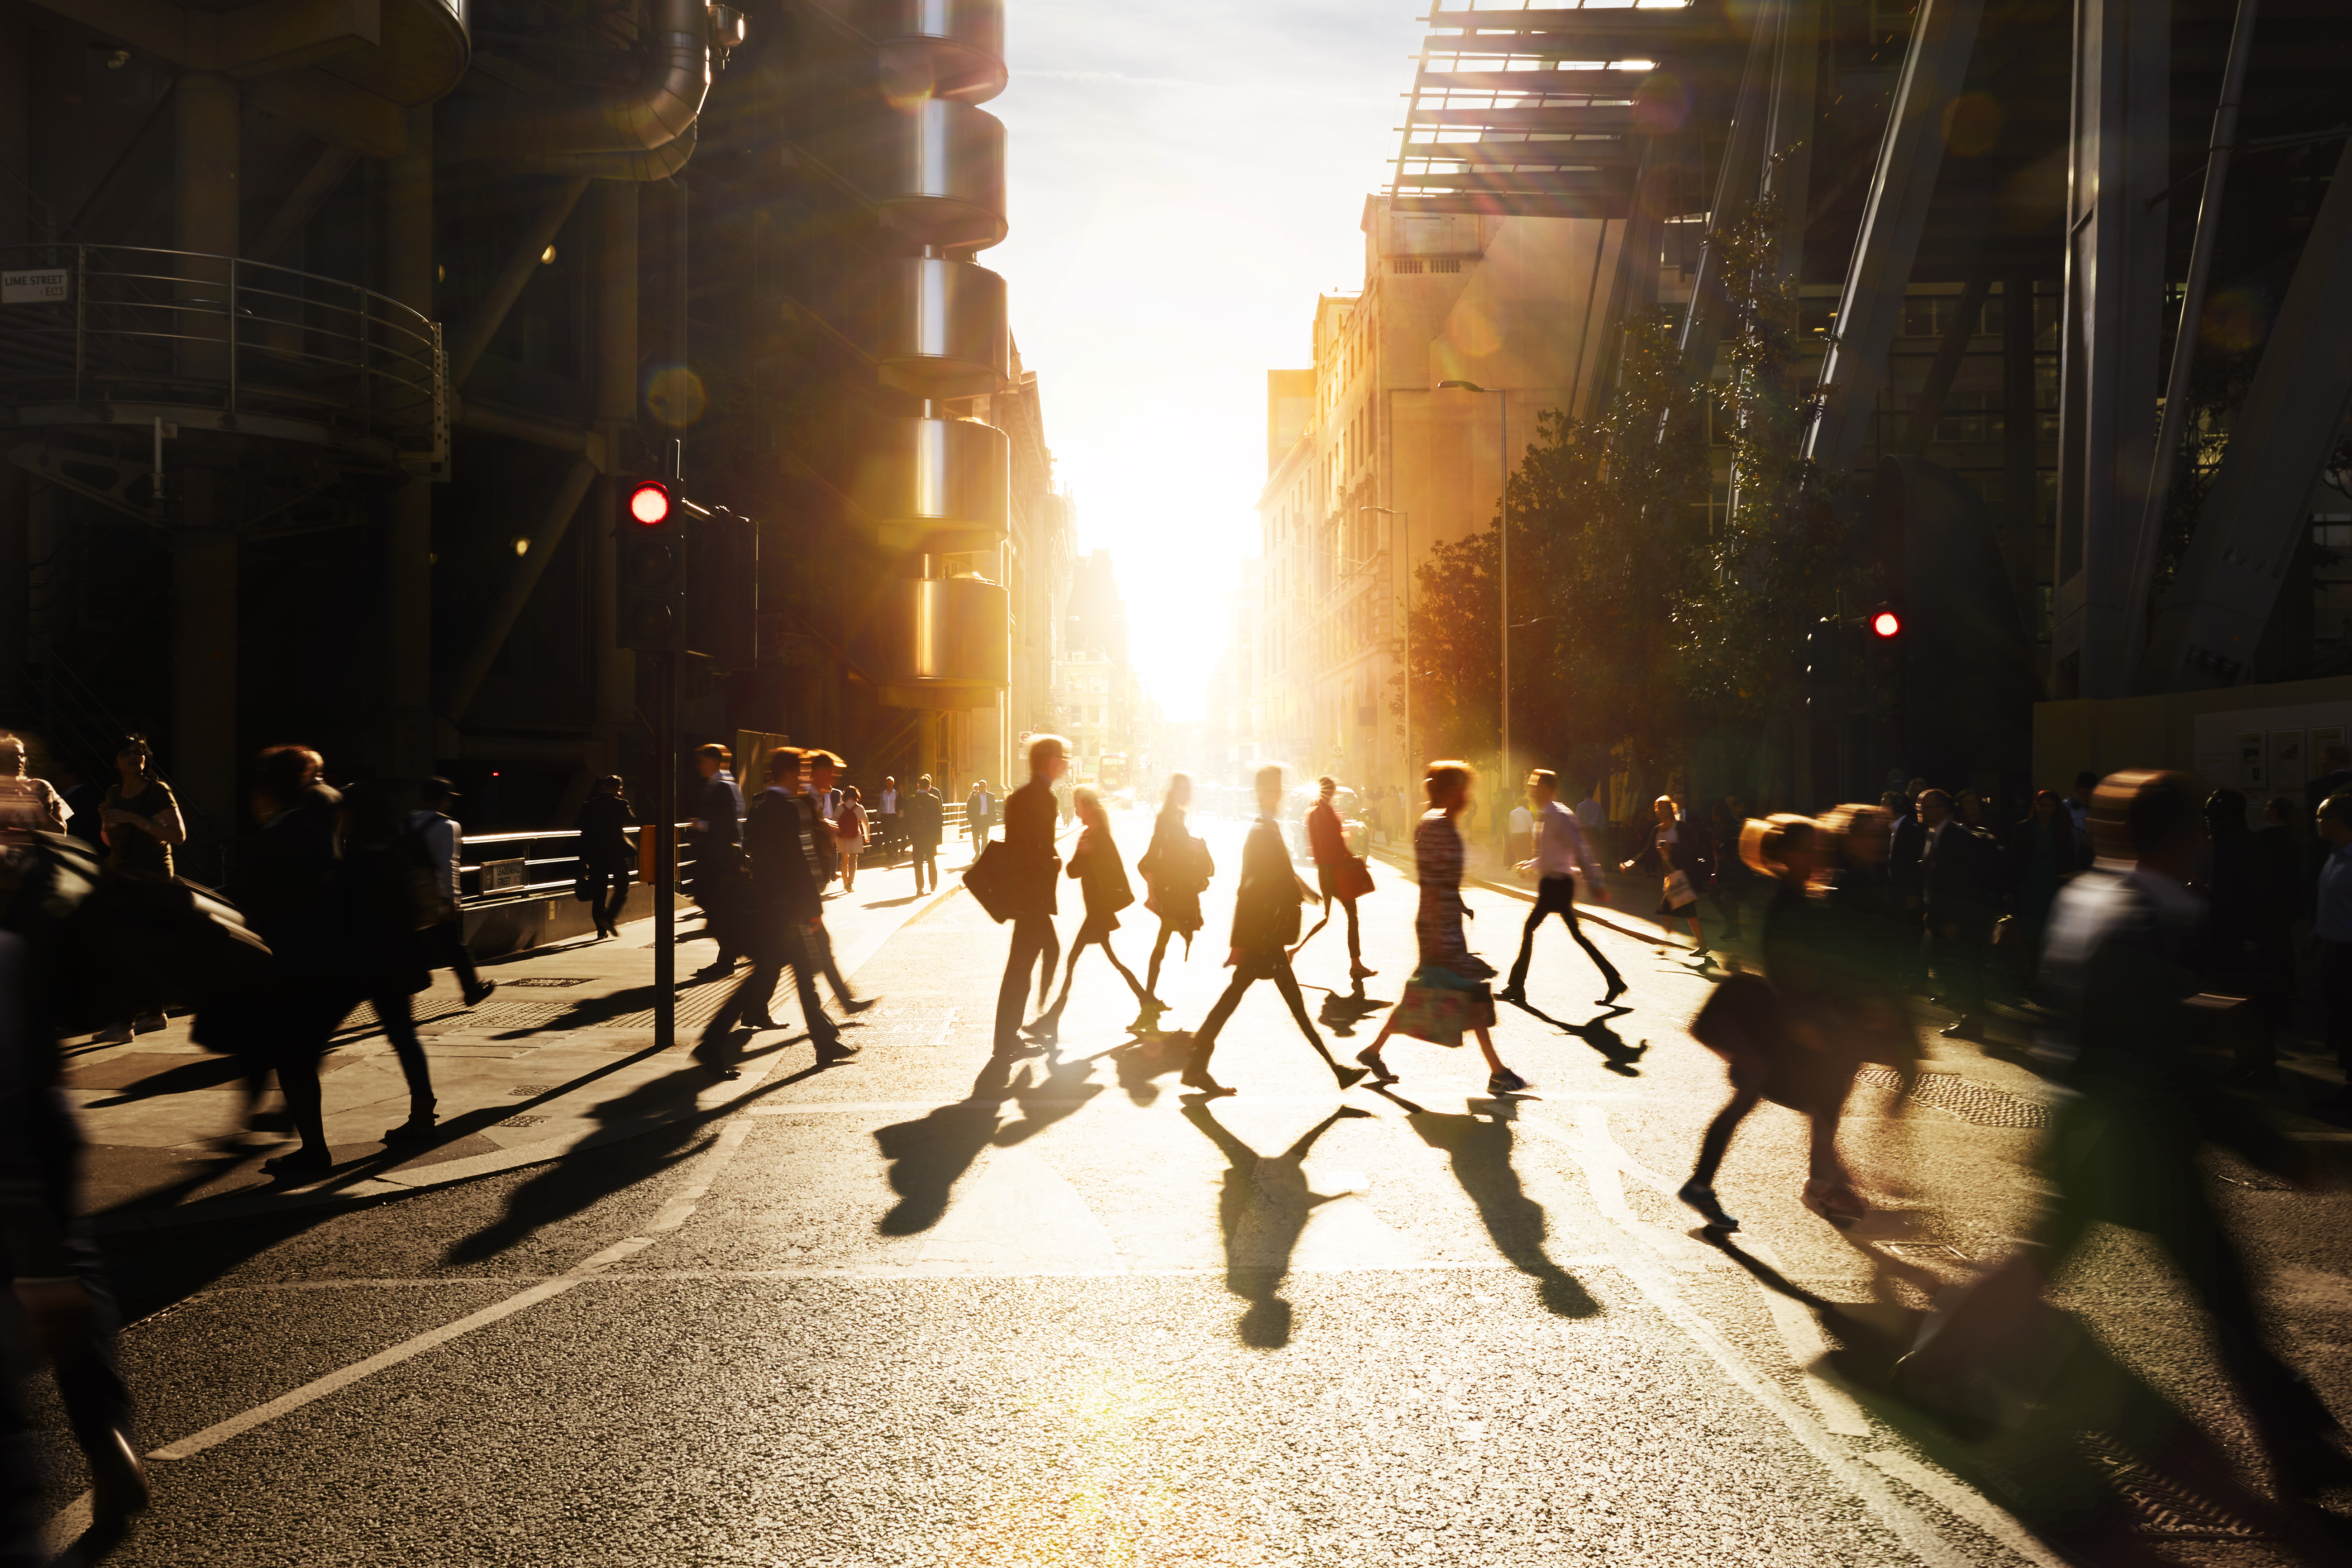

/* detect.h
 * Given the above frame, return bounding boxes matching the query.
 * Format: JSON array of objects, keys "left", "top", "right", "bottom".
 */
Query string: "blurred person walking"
[
  {"left": 697, "top": 748, "right": 850, "bottom": 1075},
  {"left": 1919, "top": 788, "right": 1999, "bottom": 1039},
  {"left": 1623, "top": 794, "right": 1712, "bottom": 967},
  {"left": 2003, "top": 771, "right": 2352, "bottom": 1503},
  {"left": 1500, "top": 768, "right": 1622, "bottom": 1007},
  {"left": 2004, "top": 789, "right": 2075, "bottom": 961},
  {"left": 1181, "top": 765, "right": 1366, "bottom": 1097},
  {"left": 798, "top": 753, "right": 873, "bottom": 1013},
  {"left": 906, "top": 773, "right": 944, "bottom": 895},
  {"left": 1708, "top": 799, "right": 1752, "bottom": 942},
  {"left": 339, "top": 782, "right": 441, "bottom": 1144},
  {"left": 689, "top": 743, "right": 749, "bottom": 979},
  {"left": 98, "top": 735, "right": 182, "bottom": 880},
  {"left": 1294, "top": 775, "right": 1376, "bottom": 984},
  {"left": 1, "top": 793, "right": 151, "bottom": 1562},
  {"left": 1136, "top": 772, "right": 1212, "bottom": 1035},
  {"left": 1030, "top": 787, "right": 1150, "bottom": 1041},
  {"left": 230, "top": 745, "right": 351, "bottom": 1179},
  {"left": 575, "top": 775, "right": 637, "bottom": 939},
  {"left": 992, "top": 736, "right": 1067, "bottom": 1054},
  {"left": 834, "top": 785, "right": 869, "bottom": 892},
  {"left": 412, "top": 777, "right": 492, "bottom": 1003}
]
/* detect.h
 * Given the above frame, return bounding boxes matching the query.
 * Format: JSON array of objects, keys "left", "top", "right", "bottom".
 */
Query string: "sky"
[{"left": 984, "top": 0, "right": 1426, "bottom": 724}]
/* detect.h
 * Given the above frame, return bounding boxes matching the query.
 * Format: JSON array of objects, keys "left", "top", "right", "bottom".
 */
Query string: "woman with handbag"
[
  {"left": 1137, "top": 773, "right": 1213, "bottom": 1034},
  {"left": 1295, "top": 775, "right": 1377, "bottom": 983},
  {"left": 1355, "top": 761, "right": 1527, "bottom": 1095},
  {"left": 1029, "top": 787, "right": 1150, "bottom": 1042},
  {"left": 1623, "top": 794, "right": 1713, "bottom": 969},
  {"left": 834, "top": 785, "right": 870, "bottom": 892}
]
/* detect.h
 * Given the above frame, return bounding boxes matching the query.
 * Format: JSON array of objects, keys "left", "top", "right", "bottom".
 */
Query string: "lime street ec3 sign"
[{"left": 2, "top": 269, "right": 69, "bottom": 304}]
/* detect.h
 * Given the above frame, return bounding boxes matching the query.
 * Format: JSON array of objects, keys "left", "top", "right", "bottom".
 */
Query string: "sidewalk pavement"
[{"left": 66, "top": 833, "right": 1007, "bottom": 1233}]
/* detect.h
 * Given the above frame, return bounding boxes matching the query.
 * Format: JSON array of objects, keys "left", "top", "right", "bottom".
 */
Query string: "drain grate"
[
  {"left": 455, "top": 1002, "right": 581, "bottom": 1028},
  {"left": 501, "top": 977, "right": 593, "bottom": 988},
  {"left": 498, "top": 1114, "right": 549, "bottom": 1129},
  {"left": 1857, "top": 1068, "right": 2051, "bottom": 1129},
  {"left": 506, "top": 1085, "right": 556, "bottom": 1096},
  {"left": 2080, "top": 1434, "right": 2271, "bottom": 1539}
]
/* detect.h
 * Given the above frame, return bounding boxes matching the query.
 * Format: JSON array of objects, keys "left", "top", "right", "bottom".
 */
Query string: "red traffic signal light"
[
  {"left": 628, "top": 480, "right": 672, "bottom": 525},
  {"left": 1870, "top": 608, "right": 1902, "bottom": 639}
]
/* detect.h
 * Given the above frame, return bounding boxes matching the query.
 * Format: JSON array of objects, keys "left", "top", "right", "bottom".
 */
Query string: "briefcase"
[{"left": 963, "top": 839, "right": 1020, "bottom": 923}]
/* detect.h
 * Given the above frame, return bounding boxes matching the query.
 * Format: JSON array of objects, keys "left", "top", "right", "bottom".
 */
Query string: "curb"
[{"left": 92, "top": 871, "right": 978, "bottom": 1236}]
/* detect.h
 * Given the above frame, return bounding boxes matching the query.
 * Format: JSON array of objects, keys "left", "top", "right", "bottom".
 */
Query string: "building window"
[{"left": 1390, "top": 259, "right": 1423, "bottom": 274}]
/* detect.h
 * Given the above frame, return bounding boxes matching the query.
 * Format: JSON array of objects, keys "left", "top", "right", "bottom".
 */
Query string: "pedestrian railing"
[{"left": 0, "top": 242, "right": 447, "bottom": 472}]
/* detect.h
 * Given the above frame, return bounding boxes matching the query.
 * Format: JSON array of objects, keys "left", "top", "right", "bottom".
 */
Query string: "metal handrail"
[{"left": 0, "top": 242, "right": 446, "bottom": 467}]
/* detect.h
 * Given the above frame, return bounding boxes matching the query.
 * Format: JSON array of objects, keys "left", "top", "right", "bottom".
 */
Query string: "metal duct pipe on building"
[
  {"left": 849, "top": 415, "right": 1010, "bottom": 554},
  {"left": 448, "top": 0, "right": 716, "bottom": 162}
]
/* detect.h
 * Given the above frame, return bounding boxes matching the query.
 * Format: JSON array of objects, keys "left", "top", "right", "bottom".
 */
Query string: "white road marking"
[
  {"left": 1563, "top": 1103, "right": 1712, "bottom": 1272},
  {"left": 1864, "top": 1449, "right": 2074, "bottom": 1568},
  {"left": 1736, "top": 1237, "right": 1875, "bottom": 1437}
]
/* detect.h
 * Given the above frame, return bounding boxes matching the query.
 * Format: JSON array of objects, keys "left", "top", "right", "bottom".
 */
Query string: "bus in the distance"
[{"left": 1097, "top": 752, "right": 1130, "bottom": 802}]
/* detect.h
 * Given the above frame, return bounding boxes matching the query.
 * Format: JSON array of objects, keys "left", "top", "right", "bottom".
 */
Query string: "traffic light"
[
  {"left": 687, "top": 506, "right": 758, "bottom": 670},
  {"left": 1869, "top": 604, "right": 1903, "bottom": 639},
  {"left": 617, "top": 478, "right": 686, "bottom": 651}
]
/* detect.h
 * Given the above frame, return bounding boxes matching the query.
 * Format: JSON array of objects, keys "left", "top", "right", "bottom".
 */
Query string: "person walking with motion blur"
[
  {"left": 992, "top": 736, "right": 1067, "bottom": 1054},
  {"left": 1029, "top": 788, "right": 1151, "bottom": 1041},
  {"left": 689, "top": 743, "right": 749, "bottom": 979},
  {"left": 575, "top": 774, "right": 637, "bottom": 939},
  {"left": 875, "top": 775, "right": 901, "bottom": 861},
  {"left": 339, "top": 782, "right": 441, "bottom": 1144},
  {"left": 798, "top": 752, "right": 874, "bottom": 1014},
  {"left": 1179, "top": 765, "right": 1367, "bottom": 1097},
  {"left": 906, "top": 773, "right": 944, "bottom": 895},
  {"left": 0, "top": 732, "right": 68, "bottom": 833},
  {"left": 1135, "top": 772, "right": 1212, "bottom": 1036},
  {"left": 1678, "top": 814, "right": 1884, "bottom": 1231},
  {"left": 412, "top": 777, "right": 493, "bottom": 1003},
  {"left": 1294, "top": 775, "right": 1376, "bottom": 984},
  {"left": 1623, "top": 794, "right": 1711, "bottom": 967},
  {"left": 834, "top": 785, "right": 869, "bottom": 892},
  {"left": 1355, "top": 762, "right": 1526, "bottom": 1095},
  {"left": 697, "top": 748, "right": 851, "bottom": 1076},
  {"left": 1500, "top": 768, "right": 1623, "bottom": 1008}
]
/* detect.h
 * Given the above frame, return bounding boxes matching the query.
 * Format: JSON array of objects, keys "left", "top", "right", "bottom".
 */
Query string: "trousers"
[
  {"left": 1508, "top": 877, "right": 1622, "bottom": 993},
  {"left": 424, "top": 917, "right": 482, "bottom": 991},
  {"left": 1189, "top": 948, "right": 1322, "bottom": 1068},
  {"left": 702, "top": 920, "right": 832, "bottom": 1051},
  {"left": 994, "top": 914, "right": 1060, "bottom": 1048}
]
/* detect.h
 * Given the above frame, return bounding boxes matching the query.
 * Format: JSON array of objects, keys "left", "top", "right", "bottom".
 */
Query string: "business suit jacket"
[
  {"left": 744, "top": 786, "right": 821, "bottom": 922},
  {"left": 1001, "top": 777, "right": 1059, "bottom": 917},
  {"left": 906, "top": 788, "right": 943, "bottom": 848},
  {"left": 1230, "top": 815, "right": 1305, "bottom": 951}
]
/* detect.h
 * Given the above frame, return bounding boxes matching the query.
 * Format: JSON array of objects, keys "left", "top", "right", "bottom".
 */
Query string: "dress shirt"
[
  {"left": 410, "top": 809, "right": 462, "bottom": 900},
  {"left": 2318, "top": 841, "right": 2352, "bottom": 943},
  {"left": 1574, "top": 797, "right": 1605, "bottom": 834},
  {"left": 1531, "top": 800, "right": 1601, "bottom": 881},
  {"left": 1508, "top": 805, "right": 1533, "bottom": 838},
  {"left": 878, "top": 788, "right": 899, "bottom": 814}
]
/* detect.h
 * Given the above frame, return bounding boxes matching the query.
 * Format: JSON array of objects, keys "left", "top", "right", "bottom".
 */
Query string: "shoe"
[
  {"left": 1127, "top": 1002, "right": 1166, "bottom": 1035},
  {"left": 84, "top": 1426, "right": 150, "bottom": 1553},
  {"left": 691, "top": 1043, "right": 739, "bottom": 1079},
  {"left": 91, "top": 1022, "right": 134, "bottom": 1045},
  {"left": 693, "top": 962, "right": 734, "bottom": 981},
  {"left": 1179, "top": 1063, "right": 1233, "bottom": 1097},
  {"left": 741, "top": 1014, "right": 781, "bottom": 1030},
  {"left": 1939, "top": 1017, "right": 1982, "bottom": 1041},
  {"left": 463, "top": 980, "right": 497, "bottom": 1006},
  {"left": 1333, "top": 1064, "right": 1370, "bottom": 1090},
  {"left": 1800, "top": 1179, "right": 1869, "bottom": 1228},
  {"left": 1678, "top": 1180, "right": 1740, "bottom": 1231},
  {"left": 383, "top": 1113, "right": 439, "bottom": 1144},
  {"left": 843, "top": 996, "right": 880, "bottom": 1015},
  {"left": 1350, "top": 963, "right": 1378, "bottom": 979},
  {"left": 1496, "top": 987, "right": 1528, "bottom": 1005},
  {"left": 1600, "top": 978, "right": 1627, "bottom": 1005},
  {"left": 815, "top": 1037, "right": 862, "bottom": 1063},
  {"left": 133, "top": 1011, "right": 167, "bottom": 1033},
  {"left": 1487, "top": 1069, "right": 1529, "bottom": 1094},
  {"left": 262, "top": 1150, "right": 332, "bottom": 1180},
  {"left": 1355, "top": 1047, "right": 1398, "bottom": 1084},
  {"left": 1020, "top": 1019, "right": 1059, "bottom": 1044}
]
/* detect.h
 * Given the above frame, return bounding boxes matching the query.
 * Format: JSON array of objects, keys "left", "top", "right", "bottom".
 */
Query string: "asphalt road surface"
[{"left": 31, "top": 805, "right": 2352, "bottom": 1566}]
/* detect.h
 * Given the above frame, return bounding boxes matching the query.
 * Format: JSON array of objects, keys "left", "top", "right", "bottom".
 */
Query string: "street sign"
[{"left": 2, "top": 269, "right": 68, "bottom": 304}]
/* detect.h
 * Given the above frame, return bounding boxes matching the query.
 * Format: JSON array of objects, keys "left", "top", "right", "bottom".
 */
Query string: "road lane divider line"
[
  {"left": 1732, "top": 1237, "right": 1875, "bottom": 1438},
  {"left": 143, "top": 1111, "right": 762, "bottom": 1467},
  {"left": 1564, "top": 1104, "right": 1710, "bottom": 1273}
]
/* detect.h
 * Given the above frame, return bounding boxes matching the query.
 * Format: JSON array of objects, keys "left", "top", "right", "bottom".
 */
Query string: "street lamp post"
[
  {"left": 1360, "top": 504, "right": 1408, "bottom": 790},
  {"left": 1439, "top": 380, "right": 1509, "bottom": 816}
]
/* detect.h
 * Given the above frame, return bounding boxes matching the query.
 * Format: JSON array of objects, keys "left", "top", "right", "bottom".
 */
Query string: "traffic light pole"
[{"left": 650, "top": 648, "right": 677, "bottom": 1047}]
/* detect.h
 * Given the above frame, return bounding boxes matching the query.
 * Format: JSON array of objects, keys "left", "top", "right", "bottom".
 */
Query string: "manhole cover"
[
  {"left": 2080, "top": 1434, "right": 2271, "bottom": 1539},
  {"left": 498, "top": 1114, "right": 549, "bottom": 1129},
  {"left": 1857, "top": 1068, "right": 2051, "bottom": 1129},
  {"left": 501, "top": 977, "right": 593, "bottom": 988},
  {"left": 506, "top": 1085, "right": 556, "bottom": 1096}
]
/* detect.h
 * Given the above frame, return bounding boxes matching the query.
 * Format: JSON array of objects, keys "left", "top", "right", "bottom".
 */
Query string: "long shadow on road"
[
  {"left": 871, "top": 1044, "right": 1103, "bottom": 1237},
  {"left": 1182, "top": 1101, "right": 1372, "bottom": 1349}
]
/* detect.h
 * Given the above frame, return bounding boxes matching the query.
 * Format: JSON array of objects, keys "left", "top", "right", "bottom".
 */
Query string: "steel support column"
[
  {"left": 2142, "top": 132, "right": 2352, "bottom": 691},
  {"left": 1802, "top": 0, "right": 1985, "bottom": 476},
  {"left": 1765, "top": 0, "right": 1818, "bottom": 290},
  {"left": 2000, "top": 269, "right": 2042, "bottom": 634},
  {"left": 2047, "top": 0, "right": 2167, "bottom": 699},
  {"left": 1676, "top": 0, "right": 1780, "bottom": 386},
  {"left": 383, "top": 102, "right": 436, "bottom": 778},
  {"left": 593, "top": 180, "right": 640, "bottom": 778},
  {"left": 446, "top": 176, "right": 591, "bottom": 386},
  {"left": 0, "top": 17, "right": 28, "bottom": 724}
]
